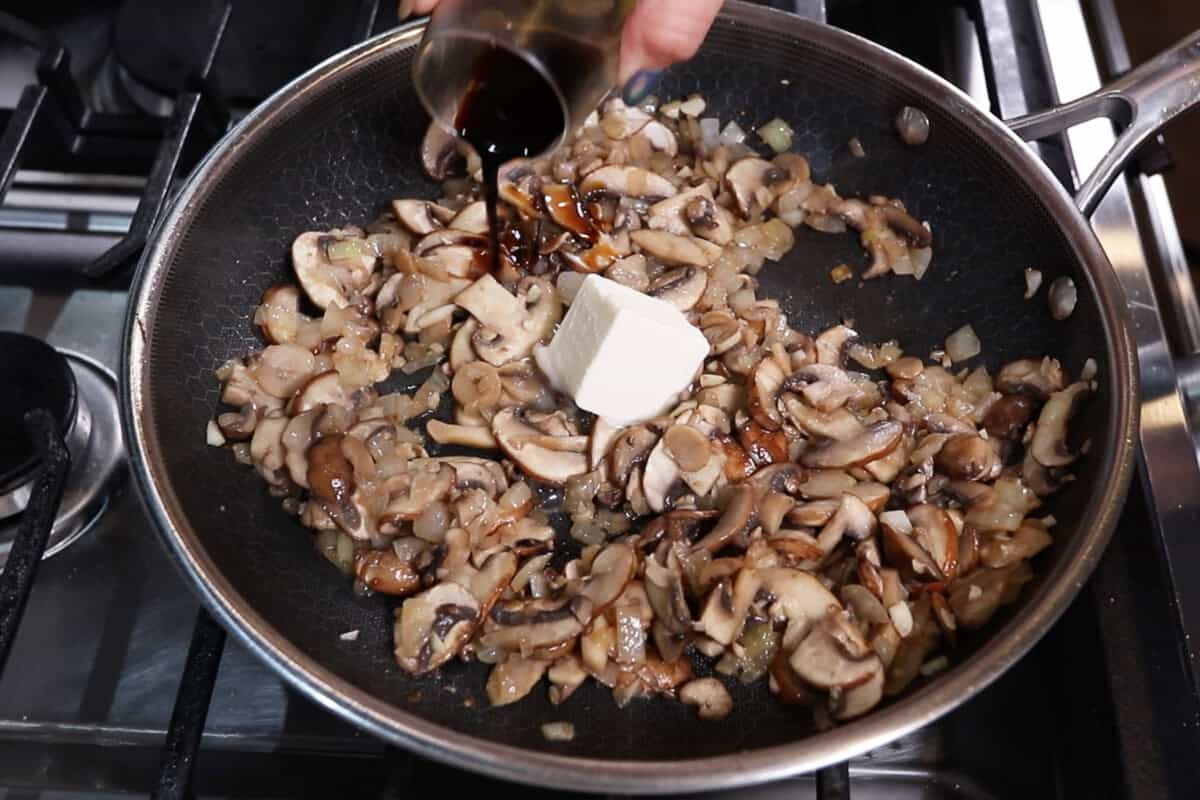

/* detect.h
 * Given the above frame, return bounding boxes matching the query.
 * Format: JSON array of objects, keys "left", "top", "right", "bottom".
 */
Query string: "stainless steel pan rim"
[{"left": 122, "top": 4, "right": 1137, "bottom": 793}]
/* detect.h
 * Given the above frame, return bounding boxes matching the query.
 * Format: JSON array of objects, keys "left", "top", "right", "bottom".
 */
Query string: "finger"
[
  {"left": 401, "top": 0, "right": 440, "bottom": 19},
  {"left": 619, "top": 0, "right": 722, "bottom": 86}
]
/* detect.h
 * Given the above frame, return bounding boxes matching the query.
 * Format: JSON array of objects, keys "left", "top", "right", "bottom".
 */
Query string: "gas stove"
[{"left": 2, "top": 1, "right": 1199, "bottom": 797}]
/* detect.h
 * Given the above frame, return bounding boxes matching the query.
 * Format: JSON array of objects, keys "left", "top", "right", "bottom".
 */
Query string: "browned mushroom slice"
[
  {"left": 934, "top": 435, "right": 1001, "bottom": 481},
  {"left": 291, "top": 230, "right": 378, "bottom": 310},
  {"left": 354, "top": 549, "right": 421, "bottom": 596},
  {"left": 216, "top": 404, "right": 258, "bottom": 442},
  {"left": 848, "top": 481, "right": 890, "bottom": 512},
  {"left": 798, "top": 469, "right": 856, "bottom": 499},
  {"left": 781, "top": 397, "right": 865, "bottom": 441},
  {"left": 428, "top": 456, "right": 509, "bottom": 498},
  {"left": 459, "top": 276, "right": 561, "bottom": 366},
  {"left": 281, "top": 408, "right": 319, "bottom": 486},
  {"left": 393, "top": 199, "right": 450, "bottom": 236},
  {"left": 579, "top": 165, "right": 677, "bottom": 199},
  {"left": 1030, "top": 381, "right": 1089, "bottom": 468},
  {"left": 814, "top": 493, "right": 877, "bottom": 554},
  {"left": 251, "top": 344, "right": 317, "bottom": 399},
  {"left": 879, "top": 509, "right": 944, "bottom": 581},
  {"left": 249, "top": 412, "right": 288, "bottom": 485},
  {"left": 468, "top": 550, "right": 519, "bottom": 619},
  {"left": 801, "top": 421, "right": 903, "bottom": 469},
  {"left": 679, "top": 677, "right": 734, "bottom": 720},
  {"left": 982, "top": 394, "right": 1038, "bottom": 439},
  {"left": 394, "top": 582, "right": 480, "bottom": 674},
  {"left": 548, "top": 654, "right": 588, "bottom": 704},
  {"left": 427, "top": 420, "right": 499, "bottom": 449},
  {"left": 609, "top": 424, "right": 660, "bottom": 487},
  {"left": 995, "top": 357, "right": 1066, "bottom": 399},
  {"left": 907, "top": 503, "right": 959, "bottom": 580},
  {"left": 947, "top": 561, "right": 1032, "bottom": 630},
  {"left": 575, "top": 543, "right": 636, "bottom": 614},
  {"left": 630, "top": 230, "right": 720, "bottom": 268},
  {"left": 482, "top": 597, "right": 586, "bottom": 654},
  {"left": 382, "top": 462, "right": 455, "bottom": 522},
  {"left": 644, "top": 556, "right": 692, "bottom": 635},
  {"left": 449, "top": 318, "right": 479, "bottom": 371},
  {"left": 289, "top": 371, "right": 352, "bottom": 415},
  {"left": 736, "top": 418, "right": 790, "bottom": 467},
  {"left": 785, "top": 364, "right": 860, "bottom": 413},
  {"left": 492, "top": 407, "right": 588, "bottom": 485},
  {"left": 725, "top": 157, "right": 791, "bottom": 218},
  {"left": 789, "top": 609, "right": 878, "bottom": 689},
  {"left": 421, "top": 122, "right": 464, "bottom": 181},
  {"left": 647, "top": 266, "right": 708, "bottom": 310},
  {"left": 589, "top": 417, "right": 621, "bottom": 473},
  {"left": 815, "top": 324, "right": 857, "bottom": 366},
  {"left": 641, "top": 435, "right": 682, "bottom": 513},
  {"left": 691, "top": 484, "right": 756, "bottom": 553},
  {"left": 447, "top": 201, "right": 488, "bottom": 234},
  {"left": 219, "top": 358, "right": 283, "bottom": 413},
  {"left": 647, "top": 184, "right": 732, "bottom": 243},
  {"left": 486, "top": 653, "right": 551, "bottom": 706},
  {"left": 786, "top": 499, "right": 841, "bottom": 527},
  {"left": 747, "top": 355, "right": 787, "bottom": 431},
  {"left": 830, "top": 661, "right": 885, "bottom": 720},
  {"left": 256, "top": 283, "right": 316, "bottom": 346}
]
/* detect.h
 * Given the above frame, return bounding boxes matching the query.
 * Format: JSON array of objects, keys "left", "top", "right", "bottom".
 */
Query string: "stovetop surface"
[{"left": 2, "top": 0, "right": 1200, "bottom": 797}]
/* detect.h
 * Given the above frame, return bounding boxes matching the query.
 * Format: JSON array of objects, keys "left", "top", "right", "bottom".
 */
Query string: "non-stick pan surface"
[{"left": 124, "top": 4, "right": 1135, "bottom": 793}]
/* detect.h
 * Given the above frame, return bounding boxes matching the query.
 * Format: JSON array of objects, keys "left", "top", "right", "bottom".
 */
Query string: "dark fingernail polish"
[{"left": 622, "top": 69, "right": 662, "bottom": 105}]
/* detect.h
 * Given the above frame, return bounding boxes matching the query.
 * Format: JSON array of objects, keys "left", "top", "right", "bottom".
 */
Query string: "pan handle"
[{"left": 1006, "top": 29, "right": 1200, "bottom": 217}]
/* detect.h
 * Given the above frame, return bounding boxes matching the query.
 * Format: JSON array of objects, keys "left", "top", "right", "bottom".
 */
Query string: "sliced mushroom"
[
  {"left": 421, "top": 122, "right": 463, "bottom": 181},
  {"left": 747, "top": 355, "right": 787, "bottom": 430},
  {"left": 801, "top": 420, "right": 903, "bottom": 469},
  {"left": 393, "top": 199, "right": 449, "bottom": 236},
  {"left": 641, "top": 435, "right": 682, "bottom": 513},
  {"left": 983, "top": 394, "right": 1037, "bottom": 439},
  {"left": 995, "top": 357, "right": 1066, "bottom": 400},
  {"left": 381, "top": 462, "right": 455, "bottom": 522},
  {"left": 251, "top": 344, "right": 317, "bottom": 399},
  {"left": 291, "top": 230, "right": 378, "bottom": 310},
  {"left": 630, "top": 230, "right": 720, "bottom": 267},
  {"left": 216, "top": 404, "right": 258, "bottom": 442},
  {"left": 789, "top": 609, "right": 878, "bottom": 689},
  {"left": 644, "top": 557, "right": 692, "bottom": 635},
  {"left": 605, "top": 254, "right": 651, "bottom": 292},
  {"left": 394, "top": 582, "right": 480, "bottom": 674},
  {"left": 449, "top": 201, "right": 489, "bottom": 234},
  {"left": 781, "top": 397, "right": 865, "bottom": 440},
  {"left": 482, "top": 597, "right": 587, "bottom": 654},
  {"left": 647, "top": 266, "right": 708, "bottom": 310},
  {"left": 461, "top": 276, "right": 561, "bottom": 366},
  {"left": 580, "top": 165, "right": 677, "bottom": 199},
  {"left": 1030, "top": 381, "right": 1089, "bottom": 468},
  {"left": 815, "top": 493, "right": 877, "bottom": 554},
  {"left": 427, "top": 420, "right": 498, "bottom": 449},
  {"left": 256, "top": 284, "right": 314, "bottom": 346},
  {"left": 289, "top": 371, "right": 353, "bottom": 415},
  {"left": 609, "top": 424, "right": 660, "bottom": 487},
  {"left": 879, "top": 510, "right": 944, "bottom": 581},
  {"left": 830, "top": 661, "right": 885, "bottom": 720},
  {"left": 815, "top": 325, "right": 857, "bottom": 366},
  {"left": 548, "top": 654, "right": 588, "bottom": 704},
  {"left": 575, "top": 543, "right": 637, "bottom": 614},
  {"left": 692, "top": 484, "right": 756, "bottom": 553},
  {"left": 354, "top": 549, "right": 421, "bottom": 596},
  {"left": 934, "top": 435, "right": 1001, "bottom": 481},
  {"left": 907, "top": 503, "right": 959, "bottom": 580},
  {"left": 487, "top": 653, "right": 551, "bottom": 706},
  {"left": 492, "top": 407, "right": 588, "bottom": 485},
  {"left": 413, "top": 228, "right": 488, "bottom": 258},
  {"left": 784, "top": 364, "right": 857, "bottom": 412},
  {"left": 725, "top": 157, "right": 791, "bottom": 218},
  {"left": 679, "top": 678, "right": 733, "bottom": 720}
]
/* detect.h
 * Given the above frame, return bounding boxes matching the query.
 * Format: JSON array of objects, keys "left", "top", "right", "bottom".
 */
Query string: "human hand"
[{"left": 401, "top": 0, "right": 722, "bottom": 103}]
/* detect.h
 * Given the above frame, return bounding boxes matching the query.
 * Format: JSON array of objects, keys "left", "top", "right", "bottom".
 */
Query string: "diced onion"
[
  {"left": 699, "top": 118, "right": 720, "bottom": 151},
  {"left": 206, "top": 420, "right": 226, "bottom": 447},
  {"left": 556, "top": 271, "right": 587, "bottom": 304},
  {"left": 756, "top": 117, "right": 795, "bottom": 154},
  {"left": 945, "top": 324, "right": 981, "bottom": 364},
  {"left": 719, "top": 120, "right": 747, "bottom": 146},
  {"left": 541, "top": 722, "right": 576, "bottom": 742},
  {"left": 1024, "top": 268, "right": 1043, "bottom": 300}
]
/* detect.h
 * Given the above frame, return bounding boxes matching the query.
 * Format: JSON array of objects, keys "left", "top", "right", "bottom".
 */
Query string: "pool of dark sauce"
[{"left": 452, "top": 34, "right": 605, "bottom": 272}]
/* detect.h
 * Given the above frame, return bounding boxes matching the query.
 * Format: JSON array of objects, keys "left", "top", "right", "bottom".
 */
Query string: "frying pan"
[{"left": 123, "top": 2, "right": 1198, "bottom": 792}]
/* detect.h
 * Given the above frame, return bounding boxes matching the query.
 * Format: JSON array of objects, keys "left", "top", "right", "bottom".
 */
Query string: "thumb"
[{"left": 619, "top": 0, "right": 723, "bottom": 84}]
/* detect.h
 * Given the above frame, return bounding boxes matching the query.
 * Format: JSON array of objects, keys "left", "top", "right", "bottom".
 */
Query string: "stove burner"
[
  {"left": 0, "top": 333, "right": 78, "bottom": 499},
  {"left": 0, "top": 343, "right": 125, "bottom": 567}
]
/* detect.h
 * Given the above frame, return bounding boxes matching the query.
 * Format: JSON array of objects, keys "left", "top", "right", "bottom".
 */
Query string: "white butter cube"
[{"left": 535, "top": 275, "right": 709, "bottom": 426}]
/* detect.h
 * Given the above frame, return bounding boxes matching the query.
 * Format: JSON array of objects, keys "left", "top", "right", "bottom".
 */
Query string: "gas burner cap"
[
  {"left": 0, "top": 332, "right": 79, "bottom": 500},
  {"left": 0, "top": 340, "right": 125, "bottom": 566}
]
